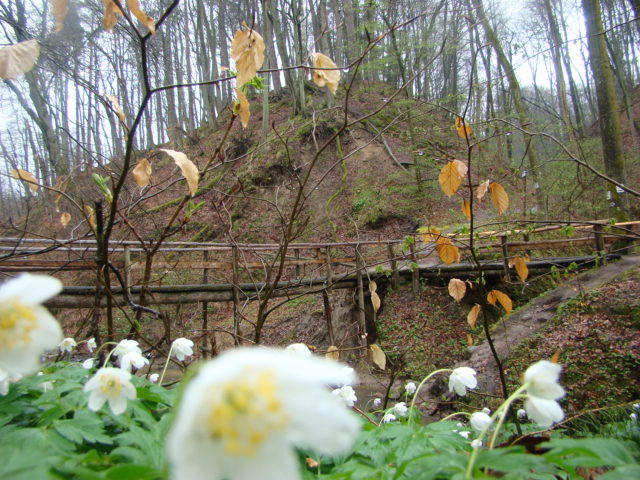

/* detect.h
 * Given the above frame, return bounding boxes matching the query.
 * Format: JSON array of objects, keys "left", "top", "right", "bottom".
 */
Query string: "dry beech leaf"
[
  {"left": 448, "top": 278, "right": 466, "bottom": 302},
  {"left": 550, "top": 350, "right": 561, "bottom": 363},
  {"left": 467, "top": 304, "right": 481, "bottom": 328},
  {"left": 369, "top": 343, "right": 386, "bottom": 370},
  {"left": 0, "top": 39, "right": 40, "bottom": 80},
  {"left": 461, "top": 199, "right": 471, "bottom": 220},
  {"left": 235, "top": 88, "right": 250, "bottom": 128},
  {"left": 325, "top": 345, "right": 340, "bottom": 361},
  {"left": 161, "top": 149, "right": 199, "bottom": 196},
  {"left": 487, "top": 289, "right": 513, "bottom": 315},
  {"left": 514, "top": 256, "right": 529, "bottom": 282},
  {"left": 371, "top": 291, "right": 381, "bottom": 313},
  {"left": 369, "top": 280, "right": 377, "bottom": 292},
  {"left": 102, "top": 0, "right": 123, "bottom": 31},
  {"left": 452, "top": 159, "right": 468, "bottom": 178},
  {"left": 106, "top": 95, "right": 126, "bottom": 125},
  {"left": 84, "top": 205, "right": 97, "bottom": 231},
  {"left": 51, "top": 0, "right": 69, "bottom": 32},
  {"left": 11, "top": 168, "right": 39, "bottom": 192},
  {"left": 126, "top": 0, "right": 156, "bottom": 35},
  {"left": 132, "top": 158, "right": 152, "bottom": 188},
  {"left": 466, "top": 333, "right": 474, "bottom": 346},
  {"left": 311, "top": 52, "right": 340, "bottom": 94},
  {"left": 419, "top": 226, "right": 440, "bottom": 243},
  {"left": 231, "top": 25, "right": 265, "bottom": 89},
  {"left": 60, "top": 212, "right": 71, "bottom": 227},
  {"left": 438, "top": 161, "right": 462, "bottom": 197},
  {"left": 437, "top": 239, "right": 460, "bottom": 265},
  {"left": 476, "top": 180, "right": 490, "bottom": 201},
  {"left": 305, "top": 458, "right": 319, "bottom": 469},
  {"left": 524, "top": 253, "right": 531, "bottom": 262},
  {"left": 491, "top": 182, "right": 509, "bottom": 215},
  {"left": 455, "top": 116, "right": 471, "bottom": 139},
  {"left": 53, "top": 178, "right": 69, "bottom": 211}
]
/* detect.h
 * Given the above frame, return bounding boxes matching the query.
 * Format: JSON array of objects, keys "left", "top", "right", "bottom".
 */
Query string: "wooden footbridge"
[{"left": 0, "top": 220, "right": 638, "bottom": 312}]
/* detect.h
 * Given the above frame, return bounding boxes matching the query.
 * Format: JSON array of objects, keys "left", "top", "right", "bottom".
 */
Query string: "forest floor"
[{"left": 360, "top": 254, "right": 640, "bottom": 419}]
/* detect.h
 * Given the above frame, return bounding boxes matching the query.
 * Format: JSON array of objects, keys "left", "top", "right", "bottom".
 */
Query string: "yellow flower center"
[
  {"left": 0, "top": 299, "right": 38, "bottom": 349},
  {"left": 100, "top": 376, "right": 123, "bottom": 397},
  {"left": 206, "top": 369, "right": 288, "bottom": 456}
]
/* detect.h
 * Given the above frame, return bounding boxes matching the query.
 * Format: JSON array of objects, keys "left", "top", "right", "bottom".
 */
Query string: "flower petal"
[
  {"left": 525, "top": 396, "right": 564, "bottom": 428},
  {"left": 0, "top": 274, "right": 62, "bottom": 304}
]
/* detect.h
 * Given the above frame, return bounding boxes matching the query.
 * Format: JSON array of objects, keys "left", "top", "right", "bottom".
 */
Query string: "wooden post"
[
  {"left": 523, "top": 233, "right": 531, "bottom": 257},
  {"left": 232, "top": 246, "right": 241, "bottom": 345},
  {"left": 295, "top": 248, "right": 301, "bottom": 278},
  {"left": 324, "top": 247, "right": 333, "bottom": 286},
  {"left": 387, "top": 243, "right": 399, "bottom": 289},
  {"left": 593, "top": 224, "right": 607, "bottom": 264},
  {"left": 500, "top": 235, "right": 511, "bottom": 281},
  {"left": 355, "top": 247, "right": 367, "bottom": 346},
  {"left": 409, "top": 241, "right": 419, "bottom": 295},
  {"left": 124, "top": 245, "right": 131, "bottom": 295},
  {"left": 202, "top": 250, "right": 215, "bottom": 357},
  {"left": 322, "top": 290, "right": 335, "bottom": 346}
]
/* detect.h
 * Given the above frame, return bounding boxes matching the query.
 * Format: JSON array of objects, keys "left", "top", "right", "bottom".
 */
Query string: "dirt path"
[{"left": 466, "top": 254, "right": 640, "bottom": 396}]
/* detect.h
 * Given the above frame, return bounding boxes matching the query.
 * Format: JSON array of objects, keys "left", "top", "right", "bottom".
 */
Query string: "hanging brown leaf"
[
  {"left": 490, "top": 182, "right": 509, "bottom": 215},
  {"left": 231, "top": 24, "right": 265, "bottom": 89},
  {"left": 514, "top": 256, "right": 529, "bottom": 282},
  {"left": 53, "top": 178, "right": 69, "bottom": 212},
  {"left": 0, "top": 39, "right": 40, "bottom": 80},
  {"left": 126, "top": 0, "right": 156, "bottom": 35},
  {"left": 311, "top": 52, "right": 340, "bottom": 94},
  {"left": 418, "top": 226, "right": 440, "bottom": 243},
  {"left": 467, "top": 304, "right": 481, "bottom": 328},
  {"left": 234, "top": 88, "right": 250, "bottom": 128},
  {"left": 132, "top": 158, "right": 152, "bottom": 188},
  {"left": 448, "top": 278, "right": 466, "bottom": 302},
  {"left": 438, "top": 161, "right": 462, "bottom": 197},
  {"left": 60, "top": 212, "right": 71, "bottom": 227},
  {"left": 550, "top": 350, "right": 561, "bottom": 363},
  {"left": 524, "top": 253, "right": 531, "bottom": 262},
  {"left": 325, "top": 345, "right": 340, "bottom": 361},
  {"left": 476, "top": 179, "right": 490, "bottom": 201},
  {"left": 369, "top": 280, "right": 377, "bottom": 293},
  {"left": 437, "top": 239, "right": 460, "bottom": 265},
  {"left": 461, "top": 199, "right": 471, "bottom": 220},
  {"left": 487, "top": 289, "right": 513, "bottom": 315},
  {"left": 369, "top": 344, "right": 386, "bottom": 370},
  {"left": 84, "top": 205, "right": 97, "bottom": 231},
  {"left": 51, "top": 0, "right": 69, "bottom": 32},
  {"left": 102, "top": 0, "right": 123, "bottom": 31},
  {"left": 161, "top": 149, "right": 199, "bottom": 196},
  {"left": 11, "top": 168, "right": 39, "bottom": 192},
  {"left": 106, "top": 95, "right": 126, "bottom": 125},
  {"left": 452, "top": 159, "right": 468, "bottom": 178},
  {"left": 371, "top": 291, "right": 381, "bottom": 312},
  {"left": 466, "top": 333, "right": 474, "bottom": 346},
  {"left": 455, "top": 116, "right": 471, "bottom": 140}
]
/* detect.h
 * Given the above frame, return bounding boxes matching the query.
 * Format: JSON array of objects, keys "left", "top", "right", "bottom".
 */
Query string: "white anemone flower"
[
  {"left": 112, "top": 339, "right": 142, "bottom": 359},
  {"left": 448, "top": 367, "right": 477, "bottom": 396},
  {"left": 630, "top": 413, "right": 637, "bottom": 421},
  {"left": 84, "top": 367, "right": 136, "bottom": 415},
  {"left": 517, "top": 408, "right": 527, "bottom": 419},
  {"left": 0, "top": 274, "right": 63, "bottom": 375},
  {"left": 523, "top": 360, "right": 565, "bottom": 428},
  {"left": 470, "top": 411, "right": 493, "bottom": 432},
  {"left": 332, "top": 385, "right": 357, "bottom": 407},
  {"left": 372, "top": 397, "right": 382, "bottom": 408},
  {"left": 482, "top": 407, "right": 491, "bottom": 415},
  {"left": 167, "top": 347, "right": 360, "bottom": 480},
  {"left": 470, "top": 439, "right": 483, "bottom": 449},
  {"left": 284, "top": 343, "right": 311, "bottom": 358},
  {"left": 381, "top": 412, "right": 396, "bottom": 423},
  {"left": 171, "top": 338, "right": 194, "bottom": 361},
  {"left": 86, "top": 337, "right": 97, "bottom": 353},
  {"left": 58, "top": 337, "right": 77, "bottom": 353},
  {"left": 393, "top": 402, "right": 408, "bottom": 417},
  {"left": 405, "top": 382, "right": 417, "bottom": 395},
  {"left": 119, "top": 351, "right": 149, "bottom": 372},
  {"left": 459, "top": 430, "right": 471, "bottom": 439},
  {"left": 149, "top": 373, "right": 159, "bottom": 383},
  {"left": 82, "top": 358, "right": 95, "bottom": 370},
  {"left": 0, "top": 367, "right": 9, "bottom": 395}
]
